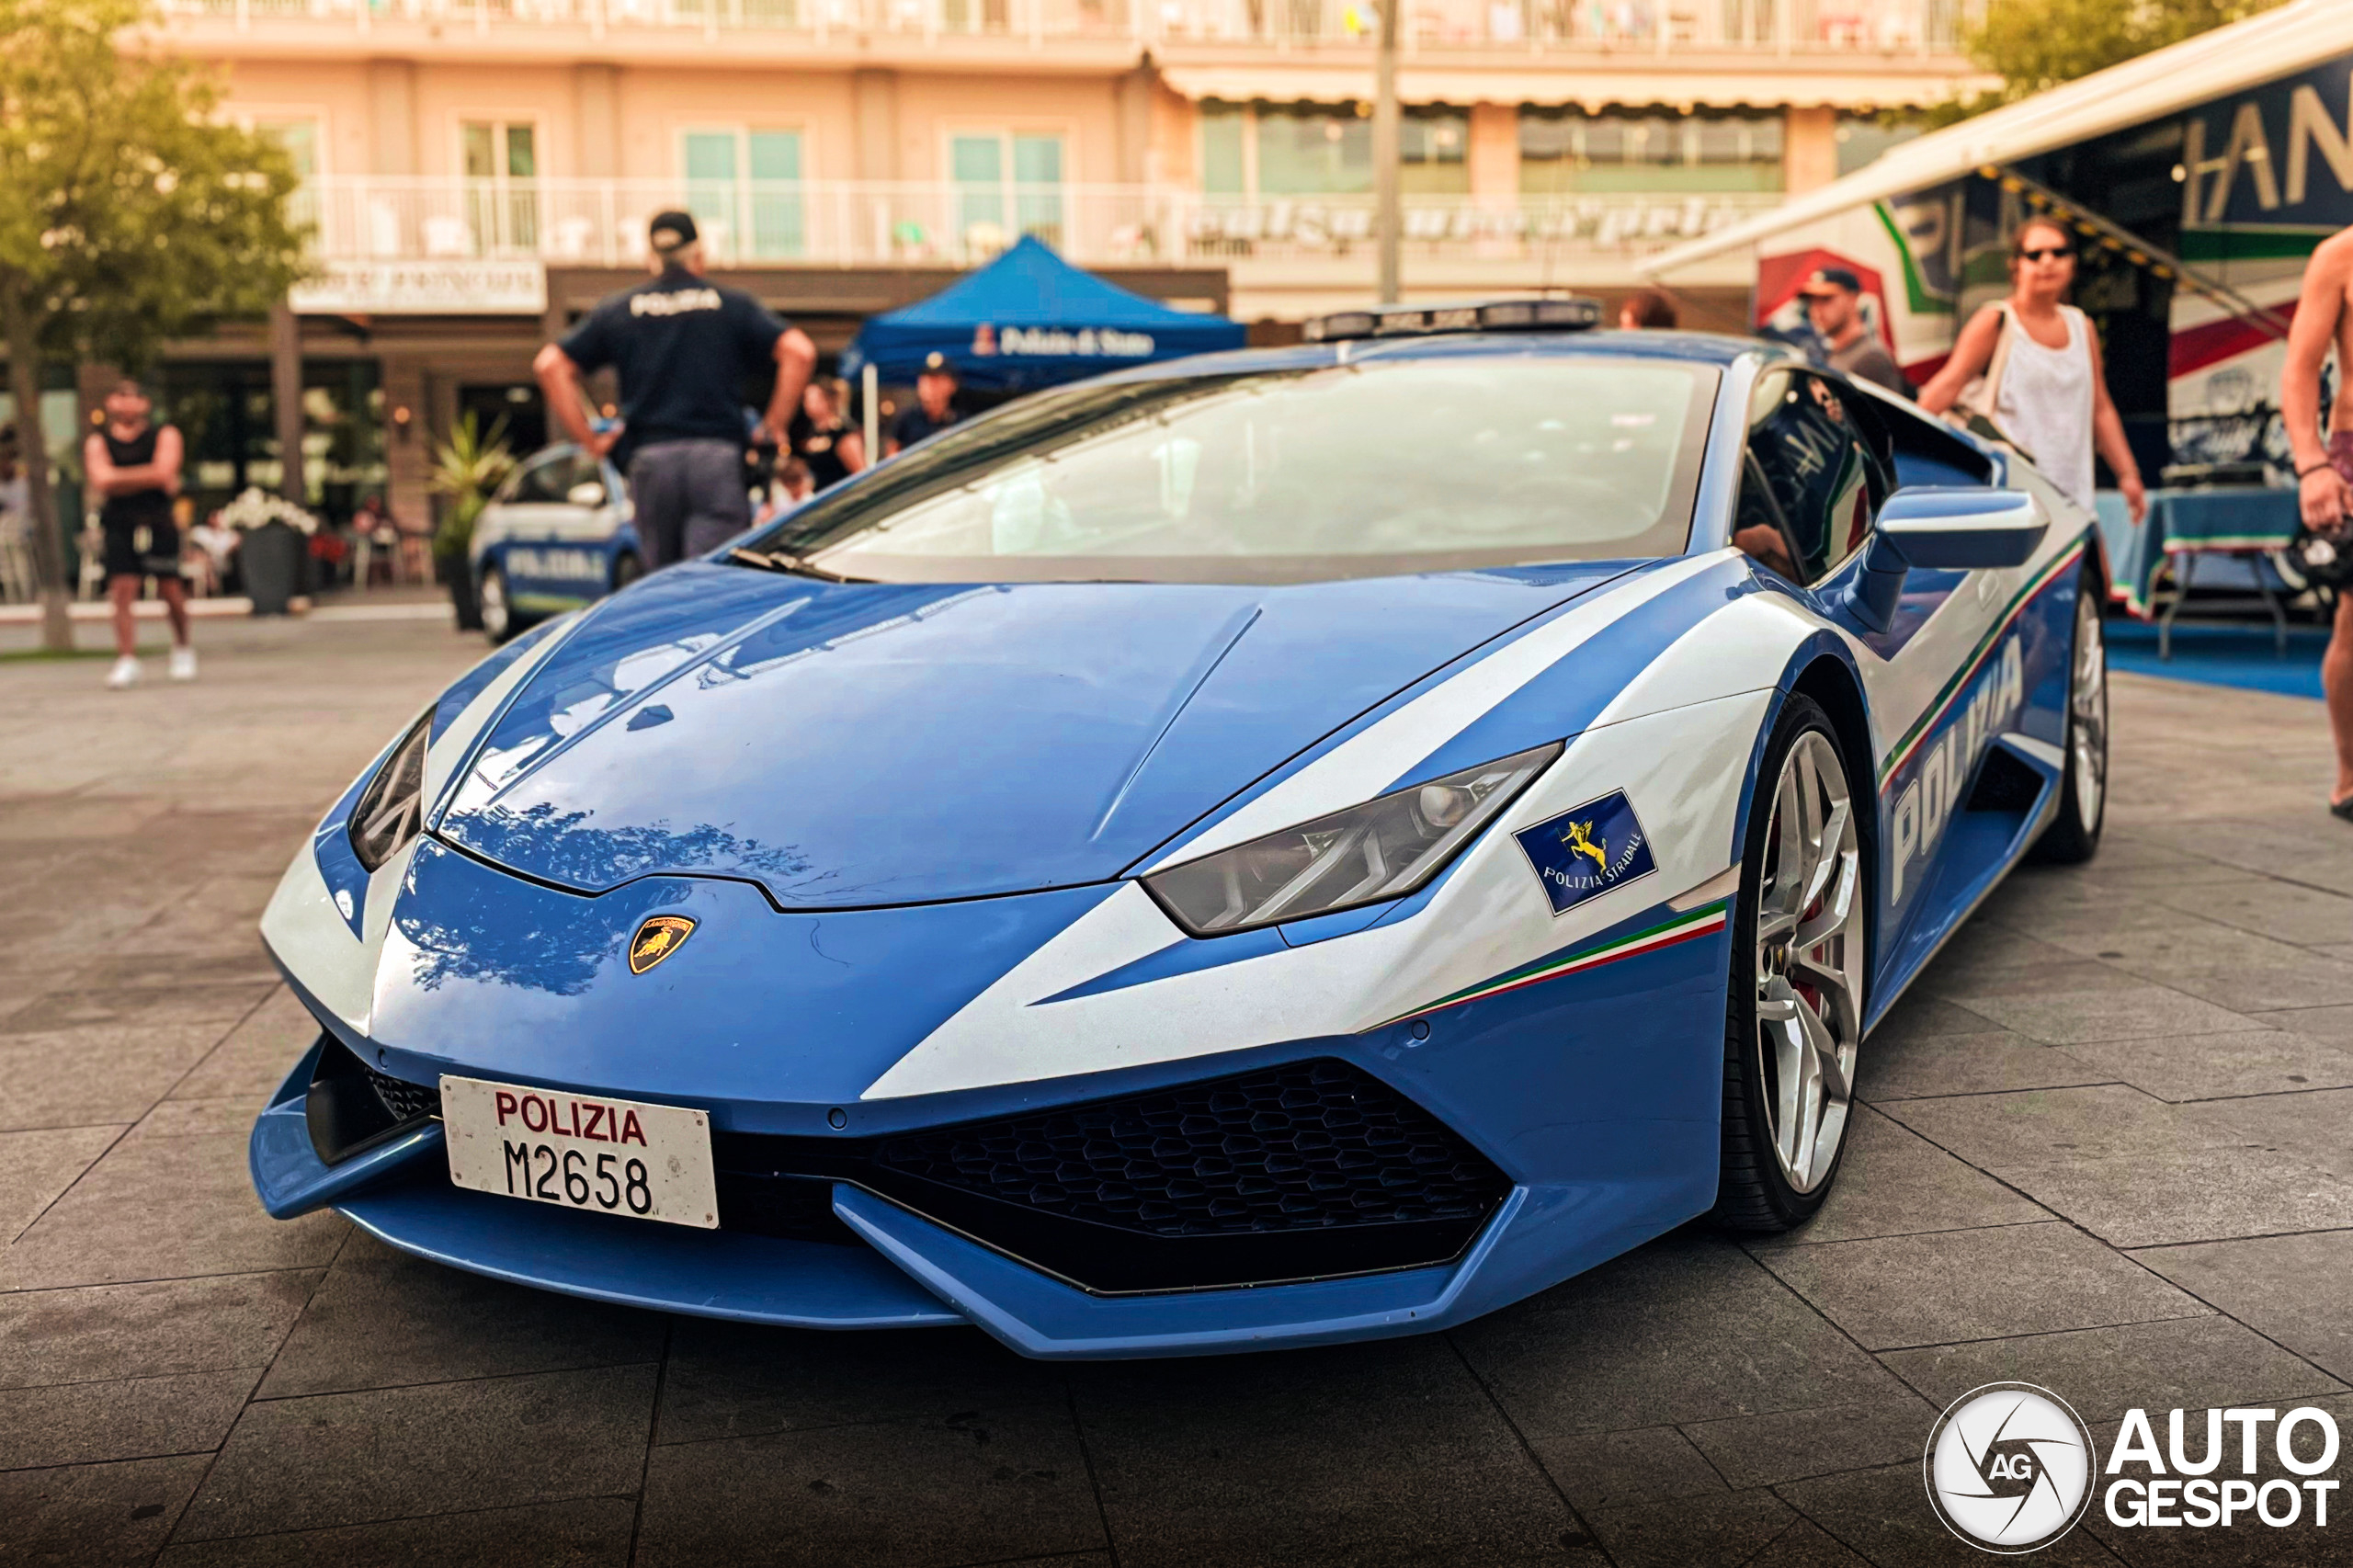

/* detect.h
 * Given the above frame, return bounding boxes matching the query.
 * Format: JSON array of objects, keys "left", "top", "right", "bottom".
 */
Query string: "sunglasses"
[{"left": 2018, "top": 245, "right": 2074, "bottom": 262}]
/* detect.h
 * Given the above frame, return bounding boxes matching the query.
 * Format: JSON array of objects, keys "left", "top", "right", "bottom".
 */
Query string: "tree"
[
  {"left": 0, "top": 0, "right": 306, "bottom": 650},
  {"left": 1925, "top": 0, "right": 2286, "bottom": 126}
]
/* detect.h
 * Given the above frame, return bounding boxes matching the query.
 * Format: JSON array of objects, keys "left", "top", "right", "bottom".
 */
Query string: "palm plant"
[{"left": 426, "top": 412, "right": 515, "bottom": 568}]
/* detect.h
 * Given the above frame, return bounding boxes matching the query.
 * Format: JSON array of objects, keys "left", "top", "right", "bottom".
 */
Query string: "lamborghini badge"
[{"left": 628, "top": 915, "right": 696, "bottom": 974}]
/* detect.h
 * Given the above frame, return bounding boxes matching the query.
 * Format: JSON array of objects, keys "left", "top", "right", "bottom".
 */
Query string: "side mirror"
[
  {"left": 566, "top": 482, "right": 608, "bottom": 508},
  {"left": 1844, "top": 486, "right": 2047, "bottom": 633}
]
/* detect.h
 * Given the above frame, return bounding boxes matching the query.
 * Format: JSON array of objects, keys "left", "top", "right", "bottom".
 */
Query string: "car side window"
[
  {"left": 1734, "top": 370, "right": 1890, "bottom": 585},
  {"left": 506, "top": 451, "right": 576, "bottom": 506}
]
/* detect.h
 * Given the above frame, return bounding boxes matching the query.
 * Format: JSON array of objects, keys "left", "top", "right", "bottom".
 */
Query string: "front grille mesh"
[
  {"left": 365, "top": 1066, "right": 439, "bottom": 1123},
  {"left": 873, "top": 1058, "right": 1506, "bottom": 1239}
]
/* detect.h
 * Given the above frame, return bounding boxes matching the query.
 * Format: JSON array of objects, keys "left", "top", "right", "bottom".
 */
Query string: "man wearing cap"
[
  {"left": 1797, "top": 267, "right": 1912, "bottom": 398},
  {"left": 533, "top": 211, "right": 816, "bottom": 570},
  {"left": 886, "top": 353, "right": 963, "bottom": 457}
]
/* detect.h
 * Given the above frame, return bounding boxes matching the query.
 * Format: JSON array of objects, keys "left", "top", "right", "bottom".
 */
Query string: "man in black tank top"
[{"left": 85, "top": 378, "right": 194, "bottom": 688}]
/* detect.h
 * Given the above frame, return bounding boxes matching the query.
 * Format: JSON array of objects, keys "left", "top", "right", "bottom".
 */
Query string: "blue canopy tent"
[{"left": 841, "top": 237, "right": 1246, "bottom": 394}]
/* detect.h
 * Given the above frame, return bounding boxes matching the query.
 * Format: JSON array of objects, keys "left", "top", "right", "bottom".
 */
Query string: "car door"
[
  {"left": 496, "top": 447, "right": 604, "bottom": 607},
  {"left": 1733, "top": 371, "right": 2022, "bottom": 960}
]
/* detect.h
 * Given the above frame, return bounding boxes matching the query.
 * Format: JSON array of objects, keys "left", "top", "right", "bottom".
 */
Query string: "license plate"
[{"left": 440, "top": 1075, "right": 719, "bottom": 1229}]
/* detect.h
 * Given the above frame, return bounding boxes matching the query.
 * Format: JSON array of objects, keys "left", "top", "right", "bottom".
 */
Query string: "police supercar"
[{"left": 534, "top": 210, "right": 817, "bottom": 571}]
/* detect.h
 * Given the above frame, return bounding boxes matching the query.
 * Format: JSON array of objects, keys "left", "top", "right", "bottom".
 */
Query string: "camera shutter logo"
[{"left": 1924, "top": 1382, "right": 2097, "bottom": 1553}]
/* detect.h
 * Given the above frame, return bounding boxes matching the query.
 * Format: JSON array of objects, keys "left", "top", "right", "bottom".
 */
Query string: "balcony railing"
[
  {"left": 287, "top": 176, "right": 1783, "bottom": 269},
  {"left": 165, "top": 0, "right": 1972, "bottom": 53}
]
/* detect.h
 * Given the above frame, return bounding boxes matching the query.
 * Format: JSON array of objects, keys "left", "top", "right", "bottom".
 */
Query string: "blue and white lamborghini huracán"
[{"left": 251, "top": 300, "right": 2107, "bottom": 1358}]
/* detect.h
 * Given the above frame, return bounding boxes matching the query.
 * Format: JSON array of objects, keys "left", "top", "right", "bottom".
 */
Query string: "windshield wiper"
[{"left": 727, "top": 548, "right": 858, "bottom": 584}]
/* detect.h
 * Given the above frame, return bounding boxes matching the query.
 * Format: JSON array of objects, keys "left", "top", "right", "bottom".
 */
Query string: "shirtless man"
[{"left": 2279, "top": 232, "right": 2353, "bottom": 822}]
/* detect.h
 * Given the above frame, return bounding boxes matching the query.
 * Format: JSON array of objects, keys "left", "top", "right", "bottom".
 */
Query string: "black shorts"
[{"left": 102, "top": 518, "right": 182, "bottom": 582}]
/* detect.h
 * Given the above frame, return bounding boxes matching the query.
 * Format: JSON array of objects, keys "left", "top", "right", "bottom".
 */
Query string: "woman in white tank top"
[{"left": 1919, "top": 216, "right": 2148, "bottom": 524}]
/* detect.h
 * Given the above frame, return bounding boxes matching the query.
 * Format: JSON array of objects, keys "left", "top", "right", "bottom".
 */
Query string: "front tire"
[
  {"left": 1713, "top": 695, "right": 1869, "bottom": 1232},
  {"left": 478, "top": 563, "right": 516, "bottom": 644},
  {"left": 2031, "top": 572, "right": 2108, "bottom": 864},
  {"left": 611, "top": 551, "right": 643, "bottom": 592}
]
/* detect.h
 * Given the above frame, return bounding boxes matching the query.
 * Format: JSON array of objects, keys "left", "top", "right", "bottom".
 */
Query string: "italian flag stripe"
[
  {"left": 1376, "top": 899, "right": 1732, "bottom": 1029},
  {"left": 1876, "top": 540, "right": 2085, "bottom": 786}
]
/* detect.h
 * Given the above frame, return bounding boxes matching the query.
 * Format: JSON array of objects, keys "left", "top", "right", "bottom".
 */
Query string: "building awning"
[
  {"left": 1641, "top": 0, "right": 2353, "bottom": 274},
  {"left": 1155, "top": 60, "right": 1986, "bottom": 112}
]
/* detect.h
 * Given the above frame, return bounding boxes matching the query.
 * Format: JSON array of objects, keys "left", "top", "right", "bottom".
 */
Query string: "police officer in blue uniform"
[
  {"left": 534, "top": 211, "right": 816, "bottom": 570},
  {"left": 886, "top": 352, "right": 963, "bottom": 456}
]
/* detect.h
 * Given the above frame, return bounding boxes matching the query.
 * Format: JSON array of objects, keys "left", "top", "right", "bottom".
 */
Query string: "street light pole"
[{"left": 1373, "top": 0, "right": 1401, "bottom": 304}]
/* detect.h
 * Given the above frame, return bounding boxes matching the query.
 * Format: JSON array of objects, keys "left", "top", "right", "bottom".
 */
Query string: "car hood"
[{"left": 430, "top": 560, "right": 1636, "bottom": 907}]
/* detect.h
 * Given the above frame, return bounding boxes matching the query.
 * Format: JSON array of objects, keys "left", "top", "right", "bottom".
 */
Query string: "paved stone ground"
[{"left": 5, "top": 615, "right": 2353, "bottom": 1568}]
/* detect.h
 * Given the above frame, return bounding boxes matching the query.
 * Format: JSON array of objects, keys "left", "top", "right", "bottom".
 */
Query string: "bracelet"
[{"left": 2299, "top": 460, "right": 2338, "bottom": 480}]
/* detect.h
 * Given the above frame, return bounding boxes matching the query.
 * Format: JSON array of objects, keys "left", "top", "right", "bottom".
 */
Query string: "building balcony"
[
  {"left": 161, "top": 0, "right": 1973, "bottom": 61},
  {"left": 287, "top": 176, "right": 1782, "bottom": 275}
]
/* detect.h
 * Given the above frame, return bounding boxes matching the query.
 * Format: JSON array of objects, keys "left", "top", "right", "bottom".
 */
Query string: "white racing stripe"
[{"left": 1141, "top": 553, "right": 1733, "bottom": 872}]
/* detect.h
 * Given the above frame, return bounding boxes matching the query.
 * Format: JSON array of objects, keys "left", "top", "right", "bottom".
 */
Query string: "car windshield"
[{"left": 743, "top": 352, "right": 1716, "bottom": 585}]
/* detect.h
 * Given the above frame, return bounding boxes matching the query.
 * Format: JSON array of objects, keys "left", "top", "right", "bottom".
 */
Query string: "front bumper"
[{"left": 255, "top": 825, "right": 1733, "bottom": 1358}]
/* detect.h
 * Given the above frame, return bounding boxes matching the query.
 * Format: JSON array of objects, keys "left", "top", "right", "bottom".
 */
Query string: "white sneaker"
[
  {"left": 105, "top": 655, "right": 141, "bottom": 689},
  {"left": 168, "top": 647, "right": 198, "bottom": 682}
]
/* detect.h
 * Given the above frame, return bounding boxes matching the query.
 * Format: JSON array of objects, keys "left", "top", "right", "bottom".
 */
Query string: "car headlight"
[
  {"left": 348, "top": 715, "right": 431, "bottom": 872},
  {"left": 1142, "top": 742, "right": 1563, "bottom": 937}
]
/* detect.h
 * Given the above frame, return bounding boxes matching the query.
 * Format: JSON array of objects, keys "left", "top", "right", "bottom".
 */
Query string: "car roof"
[{"left": 1085, "top": 329, "right": 1776, "bottom": 387}]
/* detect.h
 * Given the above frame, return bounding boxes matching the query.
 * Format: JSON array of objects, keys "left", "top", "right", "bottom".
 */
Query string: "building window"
[
  {"left": 682, "top": 130, "right": 806, "bottom": 260},
  {"left": 1836, "top": 114, "right": 1921, "bottom": 176},
  {"left": 949, "top": 132, "right": 1064, "bottom": 253},
  {"left": 257, "top": 119, "right": 319, "bottom": 179},
  {"left": 1518, "top": 108, "right": 1784, "bottom": 195},
  {"left": 462, "top": 120, "right": 538, "bottom": 254},
  {"left": 1201, "top": 103, "right": 1471, "bottom": 200}
]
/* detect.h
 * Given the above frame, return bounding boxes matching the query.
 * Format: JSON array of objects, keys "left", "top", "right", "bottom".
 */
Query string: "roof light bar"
[{"left": 1302, "top": 296, "right": 1604, "bottom": 344}]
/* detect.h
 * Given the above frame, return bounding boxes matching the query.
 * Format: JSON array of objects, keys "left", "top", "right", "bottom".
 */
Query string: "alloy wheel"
[
  {"left": 2069, "top": 589, "right": 2108, "bottom": 830},
  {"left": 479, "top": 568, "right": 509, "bottom": 641},
  {"left": 1752, "top": 731, "right": 1865, "bottom": 1194}
]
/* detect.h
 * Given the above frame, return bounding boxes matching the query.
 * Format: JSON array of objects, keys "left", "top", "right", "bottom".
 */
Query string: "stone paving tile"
[
  {"left": 177, "top": 1363, "right": 658, "bottom": 1542},
  {"left": 1745, "top": 1518, "right": 1876, "bottom": 1567},
  {"left": 1880, "top": 1314, "right": 2347, "bottom": 1423},
  {"left": 1, "top": 1125, "right": 123, "bottom": 1242},
  {"left": 2056, "top": 1029, "right": 2353, "bottom": 1102},
  {"left": 1778, "top": 1462, "right": 2123, "bottom": 1566},
  {"left": 1453, "top": 1233, "right": 1905, "bottom": 1436},
  {"left": 1923, "top": 964, "right": 2271, "bottom": 1046},
  {"left": 0, "top": 1368, "right": 261, "bottom": 1470},
  {"left": 1991, "top": 1148, "right": 2353, "bottom": 1248},
  {"left": 1584, "top": 1489, "right": 1800, "bottom": 1568},
  {"left": 1519, "top": 1424, "right": 1724, "bottom": 1510},
  {"left": 637, "top": 1410, "right": 1101, "bottom": 1568},
  {"left": 1912, "top": 924, "right": 2089, "bottom": 987},
  {"left": 657, "top": 1319, "right": 1060, "bottom": 1445},
  {"left": 2, "top": 983, "right": 276, "bottom": 1040},
  {"left": 2133, "top": 1231, "right": 2353, "bottom": 1383},
  {"left": 2188, "top": 1086, "right": 2353, "bottom": 1183},
  {"left": 1878, "top": 1084, "right": 2236, "bottom": 1168},
  {"left": 156, "top": 1497, "right": 639, "bottom": 1568},
  {"left": 1075, "top": 1337, "right": 1579, "bottom": 1568},
  {"left": 0, "top": 1024, "right": 230, "bottom": 1132},
  {"left": 2131, "top": 956, "right": 2353, "bottom": 1015},
  {"left": 2147, "top": 878, "right": 2353, "bottom": 947},
  {"left": 1755, "top": 1222, "right": 2208, "bottom": 1350},
  {"left": 1793, "top": 1107, "right": 2051, "bottom": 1244},
  {"left": 1870, "top": 994, "right": 2010, "bottom": 1046},
  {"left": 168, "top": 987, "right": 317, "bottom": 1108},
  {"left": 258, "top": 1233, "right": 666, "bottom": 1399},
  {"left": 0, "top": 1273, "right": 317, "bottom": 1390},
  {"left": 0, "top": 1130, "right": 347, "bottom": 1290},
  {"left": 0, "top": 1453, "right": 214, "bottom": 1568},
  {"left": 1679, "top": 1392, "right": 1942, "bottom": 1490},
  {"left": 1859, "top": 1028, "right": 2108, "bottom": 1103}
]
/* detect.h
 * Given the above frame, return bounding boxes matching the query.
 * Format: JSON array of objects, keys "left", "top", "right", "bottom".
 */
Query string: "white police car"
[{"left": 471, "top": 443, "right": 643, "bottom": 642}]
